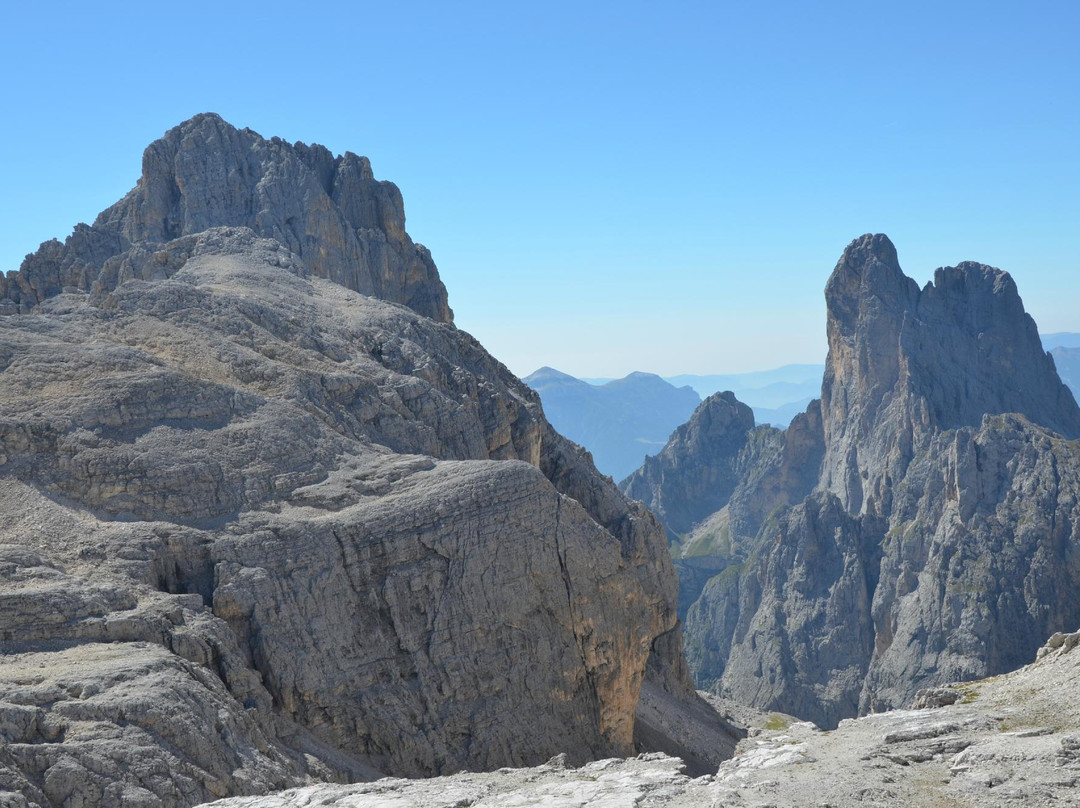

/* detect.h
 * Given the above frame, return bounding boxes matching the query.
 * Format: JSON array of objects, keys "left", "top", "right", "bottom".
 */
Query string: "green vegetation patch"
[{"left": 764, "top": 713, "right": 793, "bottom": 731}]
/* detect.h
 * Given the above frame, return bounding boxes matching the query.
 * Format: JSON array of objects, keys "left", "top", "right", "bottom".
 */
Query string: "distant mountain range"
[
  {"left": 525, "top": 365, "right": 833, "bottom": 482},
  {"left": 663, "top": 365, "right": 825, "bottom": 408},
  {"left": 533, "top": 334, "right": 1080, "bottom": 487},
  {"left": 1042, "top": 332, "right": 1080, "bottom": 350},
  {"left": 523, "top": 368, "right": 701, "bottom": 481},
  {"left": 1042, "top": 335, "right": 1080, "bottom": 400},
  {"left": 1051, "top": 346, "right": 1080, "bottom": 393},
  {"left": 583, "top": 365, "right": 824, "bottom": 426}
]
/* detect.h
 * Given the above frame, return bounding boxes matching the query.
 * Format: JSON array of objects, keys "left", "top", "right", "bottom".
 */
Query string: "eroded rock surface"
[
  {"left": 624, "top": 234, "right": 1080, "bottom": 728},
  {"left": 0, "top": 117, "right": 733, "bottom": 806},
  {"left": 1, "top": 114, "right": 451, "bottom": 323},
  {"left": 197, "top": 630, "right": 1080, "bottom": 808}
]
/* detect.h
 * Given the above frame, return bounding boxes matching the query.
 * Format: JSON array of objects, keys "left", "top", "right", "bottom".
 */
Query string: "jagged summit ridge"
[
  {"left": 622, "top": 233, "right": 1080, "bottom": 730},
  {"left": 0, "top": 113, "right": 452, "bottom": 322},
  {"left": 821, "top": 233, "right": 1080, "bottom": 514}
]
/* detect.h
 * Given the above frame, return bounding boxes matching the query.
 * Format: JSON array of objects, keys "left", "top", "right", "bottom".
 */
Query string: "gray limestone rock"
[
  {"left": 628, "top": 234, "right": 1080, "bottom": 728},
  {"left": 2, "top": 114, "right": 451, "bottom": 323},
  {"left": 197, "top": 630, "right": 1080, "bottom": 807},
  {"left": 818, "top": 233, "right": 1080, "bottom": 516},
  {"left": 0, "top": 118, "right": 733, "bottom": 805},
  {"left": 0, "top": 247, "right": 692, "bottom": 800}
]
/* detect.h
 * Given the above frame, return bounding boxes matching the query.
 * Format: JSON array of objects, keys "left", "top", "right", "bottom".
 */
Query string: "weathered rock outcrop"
[
  {"left": 619, "top": 392, "right": 824, "bottom": 620},
  {"left": 0, "top": 113, "right": 451, "bottom": 323},
  {"left": 198, "top": 629, "right": 1080, "bottom": 807},
  {"left": 626, "top": 234, "right": 1080, "bottom": 728},
  {"left": 0, "top": 118, "right": 734, "bottom": 806}
]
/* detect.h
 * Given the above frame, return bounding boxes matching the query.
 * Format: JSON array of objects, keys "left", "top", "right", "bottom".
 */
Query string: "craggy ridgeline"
[
  {"left": 0, "top": 114, "right": 736, "bottom": 807},
  {"left": 624, "top": 234, "right": 1080, "bottom": 728}
]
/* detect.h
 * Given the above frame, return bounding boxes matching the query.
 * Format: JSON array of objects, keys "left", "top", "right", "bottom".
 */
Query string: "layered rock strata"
[
  {"left": 0, "top": 118, "right": 735, "bottom": 806},
  {"left": 624, "top": 234, "right": 1080, "bottom": 728},
  {"left": 199, "top": 630, "right": 1080, "bottom": 808}
]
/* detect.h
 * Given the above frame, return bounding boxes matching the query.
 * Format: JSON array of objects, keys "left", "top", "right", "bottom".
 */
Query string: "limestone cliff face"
[
  {"left": 0, "top": 113, "right": 451, "bottom": 323},
  {"left": 628, "top": 234, "right": 1080, "bottom": 729},
  {"left": 195, "top": 629, "right": 1080, "bottom": 808},
  {"left": 819, "top": 233, "right": 1080, "bottom": 515},
  {"left": 0, "top": 119, "right": 732, "bottom": 807}
]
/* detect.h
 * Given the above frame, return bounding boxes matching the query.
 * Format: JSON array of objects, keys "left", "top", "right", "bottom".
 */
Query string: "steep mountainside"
[
  {"left": 623, "top": 234, "right": 1080, "bottom": 728},
  {"left": 0, "top": 116, "right": 735, "bottom": 807},
  {"left": 524, "top": 368, "right": 700, "bottom": 481}
]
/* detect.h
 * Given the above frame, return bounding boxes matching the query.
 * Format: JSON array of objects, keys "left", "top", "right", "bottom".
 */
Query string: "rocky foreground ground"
[{"left": 200, "top": 630, "right": 1080, "bottom": 807}]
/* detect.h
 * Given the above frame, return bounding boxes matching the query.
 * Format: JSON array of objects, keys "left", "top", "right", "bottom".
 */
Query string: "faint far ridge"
[
  {"left": 1051, "top": 346, "right": 1080, "bottom": 396},
  {"left": 577, "top": 364, "right": 825, "bottom": 430},
  {"left": 524, "top": 368, "right": 700, "bottom": 481},
  {"left": 1041, "top": 332, "right": 1080, "bottom": 350}
]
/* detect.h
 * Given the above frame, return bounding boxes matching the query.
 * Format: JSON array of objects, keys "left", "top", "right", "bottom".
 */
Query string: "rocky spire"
[
  {"left": 620, "top": 391, "right": 757, "bottom": 537},
  {"left": 626, "top": 233, "right": 1080, "bottom": 729},
  {"left": 819, "top": 233, "right": 1080, "bottom": 513}
]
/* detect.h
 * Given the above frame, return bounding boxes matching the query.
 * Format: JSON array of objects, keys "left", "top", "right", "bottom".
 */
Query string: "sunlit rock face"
[
  {"left": 1, "top": 113, "right": 451, "bottom": 323},
  {"left": 0, "top": 116, "right": 736, "bottom": 807},
  {"left": 624, "top": 233, "right": 1080, "bottom": 728}
]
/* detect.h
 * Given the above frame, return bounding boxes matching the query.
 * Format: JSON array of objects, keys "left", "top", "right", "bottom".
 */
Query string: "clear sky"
[{"left": 2, "top": 1, "right": 1078, "bottom": 378}]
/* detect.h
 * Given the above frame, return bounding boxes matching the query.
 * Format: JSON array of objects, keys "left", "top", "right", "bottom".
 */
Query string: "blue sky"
[{"left": 2, "top": 1, "right": 1077, "bottom": 377}]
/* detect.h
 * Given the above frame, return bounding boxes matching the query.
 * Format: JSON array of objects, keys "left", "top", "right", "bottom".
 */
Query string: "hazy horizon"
[{"left": 3, "top": 1, "right": 1077, "bottom": 378}]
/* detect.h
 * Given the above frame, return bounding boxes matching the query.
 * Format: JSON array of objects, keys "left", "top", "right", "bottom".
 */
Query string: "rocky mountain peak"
[
  {"left": 824, "top": 233, "right": 917, "bottom": 343},
  {"left": 621, "top": 391, "right": 758, "bottom": 537},
  {"left": 630, "top": 235, "right": 1080, "bottom": 731},
  {"left": 680, "top": 391, "right": 757, "bottom": 443},
  {"left": 0, "top": 116, "right": 742, "bottom": 804},
  {"left": 819, "top": 233, "right": 1080, "bottom": 513},
  {"left": 2, "top": 113, "right": 452, "bottom": 322}
]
